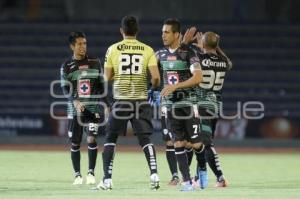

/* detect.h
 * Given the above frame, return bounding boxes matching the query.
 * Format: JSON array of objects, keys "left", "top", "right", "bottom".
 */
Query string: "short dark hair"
[
  {"left": 163, "top": 18, "right": 181, "bottom": 33},
  {"left": 68, "top": 31, "right": 86, "bottom": 45},
  {"left": 121, "top": 15, "right": 139, "bottom": 36}
]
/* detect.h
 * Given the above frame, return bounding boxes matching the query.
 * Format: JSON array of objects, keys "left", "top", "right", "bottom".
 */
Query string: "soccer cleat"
[
  {"left": 180, "top": 181, "right": 195, "bottom": 192},
  {"left": 73, "top": 175, "right": 83, "bottom": 185},
  {"left": 215, "top": 176, "right": 228, "bottom": 188},
  {"left": 168, "top": 175, "right": 180, "bottom": 186},
  {"left": 86, "top": 173, "right": 96, "bottom": 185},
  {"left": 150, "top": 173, "right": 160, "bottom": 190},
  {"left": 198, "top": 170, "right": 208, "bottom": 189},
  {"left": 97, "top": 178, "right": 113, "bottom": 190}
]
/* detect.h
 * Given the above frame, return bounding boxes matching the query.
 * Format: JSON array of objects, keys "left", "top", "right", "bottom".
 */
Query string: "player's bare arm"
[
  {"left": 104, "top": 67, "right": 114, "bottom": 81},
  {"left": 148, "top": 64, "right": 160, "bottom": 89}
]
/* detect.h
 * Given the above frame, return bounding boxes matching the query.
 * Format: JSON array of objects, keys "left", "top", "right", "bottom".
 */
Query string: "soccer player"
[
  {"left": 148, "top": 55, "right": 180, "bottom": 186},
  {"left": 184, "top": 30, "right": 232, "bottom": 188},
  {"left": 158, "top": 18, "right": 205, "bottom": 191},
  {"left": 97, "top": 15, "right": 161, "bottom": 190},
  {"left": 60, "top": 31, "right": 108, "bottom": 185},
  {"left": 150, "top": 28, "right": 200, "bottom": 187}
]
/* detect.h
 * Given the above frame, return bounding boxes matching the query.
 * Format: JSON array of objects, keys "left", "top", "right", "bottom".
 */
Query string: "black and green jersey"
[
  {"left": 156, "top": 45, "right": 200, "bottom": 108},
  {"left": 193, "top": 46, "right": 231, "bottom": 114},
  {"left": 60, "top": 55, "right": 106, "bottom": 117}
]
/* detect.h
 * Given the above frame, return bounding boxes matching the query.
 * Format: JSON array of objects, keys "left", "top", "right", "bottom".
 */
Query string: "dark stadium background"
[{"left": 0, "top": 0, "right": 299, "bottom": 148}]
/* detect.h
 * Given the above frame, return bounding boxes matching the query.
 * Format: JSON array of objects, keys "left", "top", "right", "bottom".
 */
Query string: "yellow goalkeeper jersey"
[{"left": 104, "top": 38, "right": 157, "bottom": 100}]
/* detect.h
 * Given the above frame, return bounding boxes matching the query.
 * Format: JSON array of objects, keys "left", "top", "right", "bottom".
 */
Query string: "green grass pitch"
[{"left": 0, "top": 150, "right": 300, "bottom": 199}]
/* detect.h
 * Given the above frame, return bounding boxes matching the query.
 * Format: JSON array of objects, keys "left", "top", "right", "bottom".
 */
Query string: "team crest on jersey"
[
  {"left": 167, "top": 56, "right": 177, "bottom": 61},
  {"left": 78, "top": 79, "right": 91, "bottom": 96},
  {"left": 167, "top": 72, "right": 179, "bottom": 85}
]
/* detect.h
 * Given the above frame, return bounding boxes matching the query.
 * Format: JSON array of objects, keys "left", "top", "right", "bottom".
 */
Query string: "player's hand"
[
  {"left": 182, "top": 26, "right": 197, "bottom": 45},
  {"left": 161, "top": 85, "right": 177, "bottom": 97},
  {"left": 193, "top": 32, "right": 203, "bottom": 50},
  {"left": 148, "top": 90, "right": 161, "bottom": 106},
  {"left": 73, "top": 100, "right": 85, "bottom": 113},
  {"left": 148, "top": 89, "right": 154, "bottom": 105}
]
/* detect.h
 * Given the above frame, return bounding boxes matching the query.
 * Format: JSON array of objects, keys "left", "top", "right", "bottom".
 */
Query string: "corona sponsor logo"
[
  {"left": 117, "top": 44, "right": 145, "bottom": 51},
  {"left": 202, "top": 59, "right": 226, "bottom": 68}
]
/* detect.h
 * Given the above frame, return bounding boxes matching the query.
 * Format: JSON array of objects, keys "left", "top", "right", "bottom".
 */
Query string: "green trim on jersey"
[
  {"left": 67, "top": 69, "right": 100, "bottom": 81},
  {"left": 201, "top": 124, "right": 212, "bottom": 134},
  {"left": 161, "top": 60, "right": 188, "bottom": 71}
]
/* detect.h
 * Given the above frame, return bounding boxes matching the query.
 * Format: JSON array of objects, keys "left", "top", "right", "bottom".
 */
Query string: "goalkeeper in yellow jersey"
[{"left": 96, "top": 16, "right": 161, "bottom": 190}]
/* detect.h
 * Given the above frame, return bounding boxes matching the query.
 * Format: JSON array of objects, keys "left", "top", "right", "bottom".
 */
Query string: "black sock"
[
  {"left": 194, "top": 163, "right": 199, "bottom": 180},
  {"left": 205, "top": 145, "right": 223, "bottom": 179},
  {"left": 102, "top": 143, "right": 116, "bottom": 179},
  {"left": 185, "top": 147, "right": 194, "bottom": 166},
  {"left": 175, "top": 147, "right": 191, "bottom": 182},
  {"left": 143, "top": 143, "right": 158, "bottom": 174},
  {"left": 166, "top": 145, "right": 178, "bottom": 176},
  {"left": 88, "top": 142, "right": 98, "bottom": 173},
  {"left": 194, "top": 145, "right": 207, "bottom": 178},
  {"left": 71, "top": 144, "right": 81, "bottom": 175},
  {"left": 193, "top": 145, "right": 204, "bottom": 180}
]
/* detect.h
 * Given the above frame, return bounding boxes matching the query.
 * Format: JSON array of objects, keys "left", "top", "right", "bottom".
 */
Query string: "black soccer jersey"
[
  {"left": 193, "top": 46, "right": 231, "bottom": 113},
  {"left": 156, "top": 45, "right": 200, "bottom": 108},
  {"left": 60, "top": 55, "right": 107, "bottom": 117}
]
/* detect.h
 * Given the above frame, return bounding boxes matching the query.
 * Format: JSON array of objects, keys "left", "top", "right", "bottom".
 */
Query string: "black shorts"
[
  {"left": 167, "top": 106, "right": 202, "bottom": 144},
  {"left": 107, "top": 100, "right": 153, "bottom": 135},
  {"left": 198, "top": 107, "right": 219, "bottom": 145},
  {"left": 68, "top": 110, "right": 105, "bottom": 143}
]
